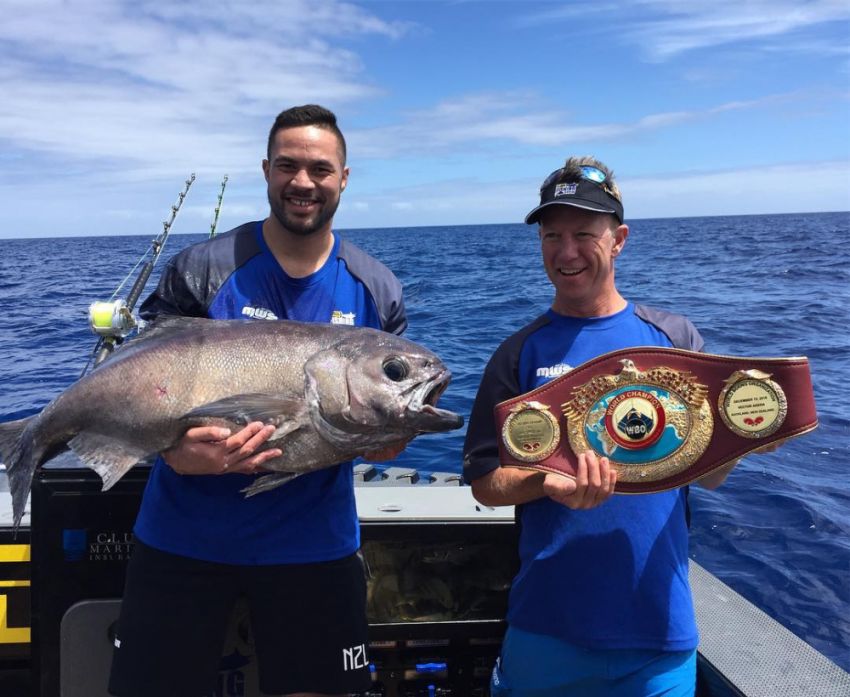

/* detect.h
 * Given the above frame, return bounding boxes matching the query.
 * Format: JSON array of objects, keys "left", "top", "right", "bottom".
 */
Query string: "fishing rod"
[
  {"left": 82, "top": 173, "right": 196, "bottom": 375},
  {"left": 209, "top": 174, "right": 228, "bottom": 239}
]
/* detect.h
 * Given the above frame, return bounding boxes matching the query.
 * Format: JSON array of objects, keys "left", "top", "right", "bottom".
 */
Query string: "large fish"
[{"left": 0, "top": 316, "right": 464, "bottom": 526}]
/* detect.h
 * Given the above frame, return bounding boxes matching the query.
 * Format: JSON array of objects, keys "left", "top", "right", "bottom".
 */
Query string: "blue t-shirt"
[
  {"left": 134, "top": 223, "right": 393, "bottom": 564},
  {"left": 507, "top": 304, "right": 698, "bottom": 651}
]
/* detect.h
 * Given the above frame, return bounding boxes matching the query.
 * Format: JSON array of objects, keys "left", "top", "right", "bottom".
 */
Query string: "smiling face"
[
  {"left": 263, "top": 125, "right": 349, "bottom": 237},
  {"left": 538, "top": 206, "right": 629, "bottom": 317}
]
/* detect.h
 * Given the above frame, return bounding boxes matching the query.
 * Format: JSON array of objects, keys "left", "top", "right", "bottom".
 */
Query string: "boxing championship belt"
[{"left": 495, "top": 347, "right": 817, "bottom": 493}]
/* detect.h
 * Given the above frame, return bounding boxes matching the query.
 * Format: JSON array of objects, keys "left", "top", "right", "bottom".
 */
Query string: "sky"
[{"left": 1, "top": 0, "right": 848, "bottom": 238}]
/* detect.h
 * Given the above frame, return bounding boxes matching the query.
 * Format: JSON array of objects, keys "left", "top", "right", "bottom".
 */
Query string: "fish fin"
[
  {"left": 129, "top": 315, "right": 217, "bottom": 343},
  {"left": 93, "top": 316, "right": 224, "bottom": 367},
  {"left": 68, "top": 433, "right": 147, "bottom": 491},
  {"left": 100, "top": 316, "right": 224, "bottom": 361},
  {"left": 240, "top": 471, "right": 302, "bottom": 497},
  {"left": 268, "top": 420, "right": 303, "bottom": 441},
  {"left": 183, "top": 394, "right": 308, "bottom": 430},
  {"left": 0, "top": 416, "right": 40, "bottom": 528},
  {"left": 304, "top": 372, "right": 360, "bottom": 449}
]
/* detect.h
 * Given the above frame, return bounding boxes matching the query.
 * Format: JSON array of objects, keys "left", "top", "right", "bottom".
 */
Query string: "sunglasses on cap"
[{"left": 540, "top": 165, "right": 608, "bottom": 192}]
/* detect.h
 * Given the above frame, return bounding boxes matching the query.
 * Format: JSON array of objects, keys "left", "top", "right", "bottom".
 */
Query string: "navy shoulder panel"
[
  {"left": 463, "top": 313, "right": 552, "bottom": 483},
  {"left": 634, "top": 303, "right": 704, "bottom": 352},
  {"left": 139, "top": 222, "right": 262, "bottom": 320},
  {"left": 338, "top": 239, "right": 407, "bottom": 335}
]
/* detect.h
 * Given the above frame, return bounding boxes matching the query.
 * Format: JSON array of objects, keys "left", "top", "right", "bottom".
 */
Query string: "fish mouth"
[{"left": 406, "top": 368, "right": 464, "bottom": 432}]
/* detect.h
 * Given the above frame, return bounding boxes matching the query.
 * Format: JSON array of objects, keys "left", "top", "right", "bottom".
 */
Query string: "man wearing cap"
[{"left": 463, "top": 156, "right": 735, "bottom": 696}]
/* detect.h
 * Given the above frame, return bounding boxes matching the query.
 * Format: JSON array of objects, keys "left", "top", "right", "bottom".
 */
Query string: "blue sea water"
[{"left": 1, "top": 212, "right": 849, "bottom": 671}]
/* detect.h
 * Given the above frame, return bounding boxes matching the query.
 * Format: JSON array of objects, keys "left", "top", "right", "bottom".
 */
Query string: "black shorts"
[{"left": 108, "top": 541, "right": 372, "bottom": 696}]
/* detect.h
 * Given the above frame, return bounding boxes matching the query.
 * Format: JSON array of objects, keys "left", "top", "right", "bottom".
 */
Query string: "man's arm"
[
  {"left": 382, "top": 293, "right": 407, "bottom": 337},
  {"left": 695, "top": 443, "right": 780, "bottom": 490},
  {"left": 138, "top": 257, "right": 207, "bottom": 320},
  {"left": 472, "top": 451, "right": 617, "bottom": 509},
  {"left": 338, "top": 240, "right": 408, "bottom": 336},
  {"left": 463, "top": 326, "right": 615, "bottom": 509},
  {"left": 695, "top": 460, "right": 738, "bottom": 490}
]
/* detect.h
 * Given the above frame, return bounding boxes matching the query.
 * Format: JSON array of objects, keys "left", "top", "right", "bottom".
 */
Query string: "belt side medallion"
[
  {"left": 502, "top": 400, "right": 561, "bottom": 463},
  {"left": 562, "top": 359, "right": 713, "bottom": 484},
  {"left": 718, "top": 369, "right": 787, "bottom": 438}
]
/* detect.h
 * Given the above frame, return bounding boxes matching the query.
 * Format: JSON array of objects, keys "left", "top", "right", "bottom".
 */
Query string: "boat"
[
  {"left": 2, "top": 462, "right": 849, "bottom": 696},
  {"left": 1, "top": 180, "right": 848, "bottom": 696}
]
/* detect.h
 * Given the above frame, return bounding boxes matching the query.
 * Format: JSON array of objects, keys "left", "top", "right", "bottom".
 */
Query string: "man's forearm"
[
  {"left": 470, "top": 467, "right": 548, "bottom": 507},
  {"left": 695, "top": 460, "right": 738, "bottom": 490}
]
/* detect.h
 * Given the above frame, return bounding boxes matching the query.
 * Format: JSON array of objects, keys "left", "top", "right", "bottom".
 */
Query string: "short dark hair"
[{"left": 266, "top": 104, "right": 347, "bottom": 164}]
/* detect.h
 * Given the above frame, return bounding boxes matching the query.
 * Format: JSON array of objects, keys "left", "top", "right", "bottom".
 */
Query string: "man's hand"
[
  {"left": 162, "top": 422, "right": 282, "bottom": 475},
  {"left": 543, "top": 450, "right": 617, "bottom": 510}
]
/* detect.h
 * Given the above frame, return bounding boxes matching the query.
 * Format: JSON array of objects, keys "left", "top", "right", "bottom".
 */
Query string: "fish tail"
[{"left": 0, "top": 416, "right": 42, "bottom": 528}]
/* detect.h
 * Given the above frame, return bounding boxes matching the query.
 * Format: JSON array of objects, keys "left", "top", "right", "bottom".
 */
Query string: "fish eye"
[{"left": 382, "top": 357, "right": 409, "bottom": 382}]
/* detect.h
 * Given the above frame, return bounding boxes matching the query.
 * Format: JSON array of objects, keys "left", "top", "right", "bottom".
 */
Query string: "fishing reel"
[{"left": 88, "top": 299, "right": 137, "bottom": 338}]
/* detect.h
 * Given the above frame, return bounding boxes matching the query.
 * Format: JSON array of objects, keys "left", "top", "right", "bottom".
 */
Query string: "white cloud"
[
  {"left": 340, "top": 176, "right": 528, "bottom": 228},
  {"left": 638, "top": 1, "right": 850, "bottom": 60},
  {"left": 0, "top": 0, "right": 406, "bottom": 178},
  {"left": 337, "top": 159, "right": 850, "bottom": 229},
  {"left": 347, "top": 91, "right": 800, "bottom": 157},
  {"left": 0, "top": 1, "right": 846, "bottom": 237},
  {"left": 513, "top": 0, "right": 850, "bottom": 60}
]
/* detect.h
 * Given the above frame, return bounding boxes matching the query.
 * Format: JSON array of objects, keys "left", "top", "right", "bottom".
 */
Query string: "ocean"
[{"left": 1, "top": 211, "right": 848, "bottom": 671}]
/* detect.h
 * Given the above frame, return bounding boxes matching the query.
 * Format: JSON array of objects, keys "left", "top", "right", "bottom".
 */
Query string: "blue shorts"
[{"left": 491, "top": 626, "right": 696, "bottom": 697}]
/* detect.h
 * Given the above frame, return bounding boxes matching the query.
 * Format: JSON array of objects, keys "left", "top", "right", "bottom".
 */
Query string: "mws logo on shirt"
[
  {"left": 536, "top": 363, "right": 573, "bottom": 379},
  {"left": 241, "top": 305, "right": 278, "bottom": 320}
]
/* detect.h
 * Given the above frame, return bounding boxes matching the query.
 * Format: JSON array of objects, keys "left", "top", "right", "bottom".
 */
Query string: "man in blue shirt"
[
  {"left": 463, "top": 157, "right": 740, "bottom": 697},
  {"left": 109, "top": 105, "right": 406, "bottom": 697}
]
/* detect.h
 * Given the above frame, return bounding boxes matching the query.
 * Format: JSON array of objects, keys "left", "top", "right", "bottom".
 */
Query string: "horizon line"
[{"left": 1, "top": 209, "right": 847, "bottom": 241}]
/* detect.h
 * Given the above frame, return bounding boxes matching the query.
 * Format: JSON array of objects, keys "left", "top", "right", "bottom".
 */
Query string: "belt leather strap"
[{"left": 495, "top": 347, "right": 817, "bottom": 493}]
